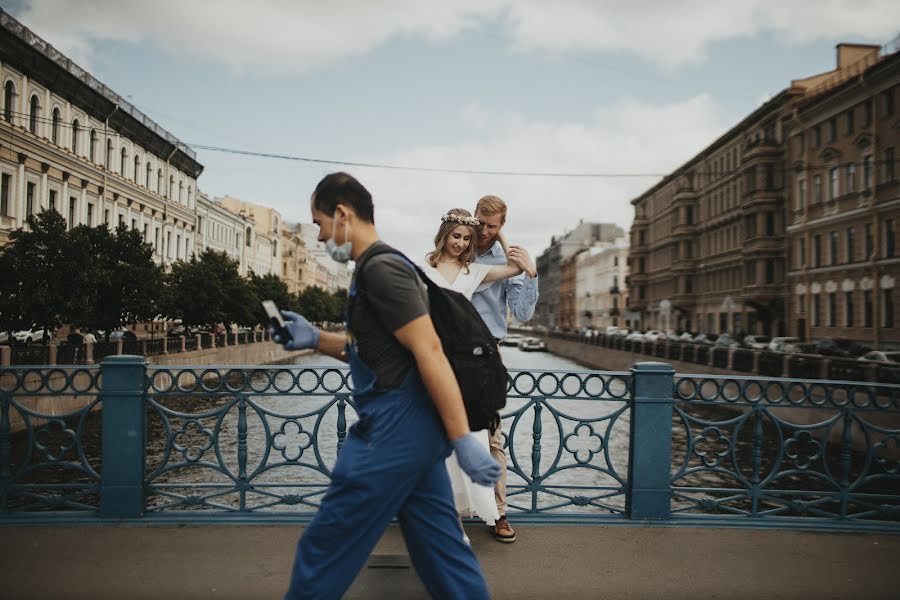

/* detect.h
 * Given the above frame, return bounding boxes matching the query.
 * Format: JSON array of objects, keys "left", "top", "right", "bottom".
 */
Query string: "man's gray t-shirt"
[{"left": 350, "top": 242, "right": 430, "bottom": 390}]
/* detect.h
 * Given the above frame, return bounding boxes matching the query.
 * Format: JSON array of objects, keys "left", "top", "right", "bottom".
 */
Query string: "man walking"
[
  {"left": 274, "top": 173, "right": 500, "bottom": 600},
  {"left": 472, "top": 194, "right": 539, "bottom": 543}
]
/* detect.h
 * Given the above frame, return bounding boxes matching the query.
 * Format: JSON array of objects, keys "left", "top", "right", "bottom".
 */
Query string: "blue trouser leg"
[
  {"left": 399, "top": 458, "right": 491, "bottom": 599},
  {"left": 284, "top": 384, "right": 489, "bottom": 600}
]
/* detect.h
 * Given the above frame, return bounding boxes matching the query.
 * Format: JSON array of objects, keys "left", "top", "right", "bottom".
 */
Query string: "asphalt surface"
[{"left": 2, "top": 523, "right": 897, "bottom": 599}]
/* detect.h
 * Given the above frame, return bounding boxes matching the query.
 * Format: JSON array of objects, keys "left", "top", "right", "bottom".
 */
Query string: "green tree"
[
  {"left": 162, "top": 250, "right": 256, "bottom": 328},
  {"left": 0, "top": 210, "right": 88, "bottom": 342},
  {"left": 296, "top": 286, "right": 345, "bottom": 324},
  {"left": 247, "top": 272, "right": 296, "bottom": 325}
]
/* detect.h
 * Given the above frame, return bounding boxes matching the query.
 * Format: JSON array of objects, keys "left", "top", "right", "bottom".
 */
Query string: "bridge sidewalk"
[{"left": 2, "top": 523, "right": 897, "bottom": 599}]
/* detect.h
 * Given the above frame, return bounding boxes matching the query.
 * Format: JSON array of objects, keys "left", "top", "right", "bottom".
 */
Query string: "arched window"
[
  {"left": 146, "top": 162, "right": 152, "bottom": 188},
  {"left": 187, "top": 186, "right": 193, "bottom": 207},
  {"left": 245, "top": 226, "right": 252, "bottom": 247},
  {"left": 29, "top": 94, "right": 40, "bottom": 134},
  {"left": 169, "top": 175, "right": 174, "bottom": 199},
  {"left": 178, "top": 180, "right": 184, "bottom": 204},
  {"left": 3, "top": 81, "right": 14, "bottom": 123},
  {"left": 120, "top": 147, "right": 128, "bottom": 176},
  {"left": 157, "top": 169, "right": 163, "bottom": 194},
  {"left": 90, "top": 129, "right": 98, "bottom": 162},
  {"left": 51, "top": 107, "right": 60, "bottom": 144},
  {"left": 134, "top": 155, "right": 140, "bottom": 183},
  {"left": 106, "top": 139, "right": 114, "bottom": 170},
  {"left": 71, "top": 119, "right": 80, "bottom": 153}
]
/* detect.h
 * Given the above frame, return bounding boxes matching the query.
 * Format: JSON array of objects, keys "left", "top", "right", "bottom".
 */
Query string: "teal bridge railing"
[{"left": 1, "top": 356, "right": 899, "bottom": 531}]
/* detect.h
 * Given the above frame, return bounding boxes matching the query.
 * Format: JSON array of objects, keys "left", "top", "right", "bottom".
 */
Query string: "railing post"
[
  {"left": 48, "top": 341, "right": 57, "bottom": 365},
  {"left": 626, "top": 361, "right": 675, "bottom": 520},
  {"left": 99, "top": 355, "right": 147, "bottom": 518},
  {"left": 0, "top": 345, "right": 9, "bottom": 366}
]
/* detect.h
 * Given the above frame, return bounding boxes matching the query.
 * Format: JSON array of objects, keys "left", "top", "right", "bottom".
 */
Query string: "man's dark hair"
[{"left": 312, "top": 172, "right": 375, "bottom": 224}]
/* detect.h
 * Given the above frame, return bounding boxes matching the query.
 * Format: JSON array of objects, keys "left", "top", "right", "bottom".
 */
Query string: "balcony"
[
  {"left": 741, "top": 283, "right": 784, "bottom": 302},
  {"left": 742, "top": 138, "right": 781, "bottom": 161},
  {"left": 740, "top": 236, "right": 784, "bottom": 255}
]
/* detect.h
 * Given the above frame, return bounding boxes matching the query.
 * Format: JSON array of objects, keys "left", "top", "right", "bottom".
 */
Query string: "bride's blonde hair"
[{"left": 427, "top": 208, "right": 479, "bottom": 270}]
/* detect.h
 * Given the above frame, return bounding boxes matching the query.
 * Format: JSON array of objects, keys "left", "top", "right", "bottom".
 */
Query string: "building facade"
[
  {"left": 218, "top": 196, "right": 283, "bottom": 278},
  {"left": 0, "top": 10, "right": 202, "bottom": 264},
  {"left": 297, "top": 222, "right": 351, "bottom": 292},
  {"left": 534, "top": 221, "right": 625, "bottom": 329},
  {"left": 786, "top": 46, "right": 899, "bottom": 348},
  {"left": 279, "top": 223, "right": 316, "bottom": 294},
  {"left": 575, "top": 238, "right": 629, "bottom": 331},
  {"left": 195, "top": 191, "right": 251, "bottom": 271}
]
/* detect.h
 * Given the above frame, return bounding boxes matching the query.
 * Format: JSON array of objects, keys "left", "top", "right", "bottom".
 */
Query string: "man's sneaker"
[{"left": 492, "top": 515, "right": 516, "bottom": 543}]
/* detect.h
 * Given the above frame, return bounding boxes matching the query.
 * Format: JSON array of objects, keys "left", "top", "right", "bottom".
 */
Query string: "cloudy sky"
[{"left": 7, "top": 1, "right": 900, "bottom": 260}]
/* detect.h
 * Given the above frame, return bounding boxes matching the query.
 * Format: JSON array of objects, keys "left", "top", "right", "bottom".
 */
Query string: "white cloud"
[
  {"left": 341, "top": 94, "right": 725, "bottom": 262},
  {"left": 15, "top": 0, "right": 900, "bottom": 73}
]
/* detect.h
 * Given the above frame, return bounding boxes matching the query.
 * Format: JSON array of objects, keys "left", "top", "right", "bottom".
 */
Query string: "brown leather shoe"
[{"left": 492, "top": 515, "right": 516, "bottom": 543}]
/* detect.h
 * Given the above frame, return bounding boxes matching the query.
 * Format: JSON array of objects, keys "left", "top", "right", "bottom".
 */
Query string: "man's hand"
[
  {"left": 452, "top": 433, "right": 502, "bottom": 486},
  {"left": 508, "top": 245, "right": 537, "bottom": 278},
  {"left": 270, "top": 310, "right": 320, "bottom": 350}
]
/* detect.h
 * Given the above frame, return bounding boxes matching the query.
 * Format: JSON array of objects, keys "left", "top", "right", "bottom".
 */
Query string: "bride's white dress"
[{"left": 419, "top": 261, "right": 500, "bottom": 526}]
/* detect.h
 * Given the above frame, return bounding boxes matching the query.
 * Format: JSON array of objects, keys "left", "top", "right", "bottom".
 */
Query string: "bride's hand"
[{"left": 507, "top": 245, "right": 537, "bottom": 278}]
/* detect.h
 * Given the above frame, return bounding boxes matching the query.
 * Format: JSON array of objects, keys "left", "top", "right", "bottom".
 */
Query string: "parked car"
[
  {"left": 607, "top": 327, "right": 630, "bottom": 337},
  {"left": 742, "top": 335, "right": 771, "bottom": 350},
  {"left": 713, "top": 333, "right": 743, "bottom": 348},
  {"left": 691, "top": 333, "right": 719, "bottom": 346},
  {"left": 857, "top": 351, "right": 900, "bottom": 363},
  {"left": 519, "top": 337, "right": 547, "bottom": 352},
  {"left": 500, "top": 334, "right": 523, "bottom": 346},
  {"left": 768, "top": 337, "right": 799, "bottom": 353},
  {"left": 813, "top": 338, "right": 871, "bottom": 358},
  {"left": 109, "top": 330, "right": 138, "bottom": 342},
  {"left": 12, "top": 327, "right": 52, "bottom": 344},
  {"left": 643, "top": 330, "right": 664, "bottom": 342},
  {"left": 625, "top": 331, "right": 646, "bottom": 342}
]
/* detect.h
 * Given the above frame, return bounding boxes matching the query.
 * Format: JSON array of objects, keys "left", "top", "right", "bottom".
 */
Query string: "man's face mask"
[{"left": 325, "top": 211, "right": 352, "bottom": 263}]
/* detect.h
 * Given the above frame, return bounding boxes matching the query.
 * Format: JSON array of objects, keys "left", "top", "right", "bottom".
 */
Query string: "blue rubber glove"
[
  {"left": 452, "top": 433, "right": 502, "bottom": 486},
  {"left": 270, "top": 310, "right": 320, "bottom": 350}
]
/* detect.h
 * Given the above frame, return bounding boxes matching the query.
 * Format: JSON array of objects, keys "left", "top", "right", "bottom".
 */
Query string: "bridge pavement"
[{"left": 2, "top": 524, "right": 897, "bottom": 599}]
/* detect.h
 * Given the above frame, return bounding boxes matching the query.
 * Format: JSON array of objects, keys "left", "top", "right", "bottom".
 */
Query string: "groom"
[{"left": 471, "top": 194, "right": 539, "bottom": 543}]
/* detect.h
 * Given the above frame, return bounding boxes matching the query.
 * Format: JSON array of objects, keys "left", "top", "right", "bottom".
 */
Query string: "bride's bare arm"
[{"left": 482, "top": 232, "right": 523, "bottom": 283}]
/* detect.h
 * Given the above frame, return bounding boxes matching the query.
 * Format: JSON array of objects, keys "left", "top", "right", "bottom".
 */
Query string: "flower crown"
[{"left": 441, "top": 213, "right": 480, "bottom": 227}]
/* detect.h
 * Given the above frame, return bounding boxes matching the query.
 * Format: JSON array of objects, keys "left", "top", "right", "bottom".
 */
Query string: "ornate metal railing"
[{"left": 1, "top": 358, "right": 898, "bottom": 532}]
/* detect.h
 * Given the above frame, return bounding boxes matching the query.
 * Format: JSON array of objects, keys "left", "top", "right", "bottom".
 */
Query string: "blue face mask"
[{"left": 325, "top": 212, "right": 352, "bottom": 263}]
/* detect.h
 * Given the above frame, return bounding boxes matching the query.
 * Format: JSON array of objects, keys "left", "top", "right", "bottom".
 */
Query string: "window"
[
  {"left": 764, "top": 164, "right": 775, "bottom": 190},
  {"left": 613, "top": 256, "right": 618, "bottom": 267},
  {"left": 0, "top": 172, "right": 10, "bottom": 216},
  {"left": 798, "top": 294, "right": 806, "bottom": 314},
  {"left": 143, "top": 223, "right": 149, "bottom": 239},
  {"left": 106, "top": 139, "right": 113, "bottom": 170},
  {"left": 845, "top": 108, "right": 854, "bottom": 135},
  {"left": 87, "top": 202, "right": 93, "bottom": 226},
  {"left": 157, "top": 169, "right": 163, "bottom": 193},
  {"left": 104, "top": 209, "right": 109, "bottom": 224},
  {"left": 26, "top": 181, "right": 35, "bottom": 215},
  {"left": 864, "top": 99, "right": 873, "bottom": 127},
  {"left": 168, "top": 175, "right": 174, "bottom": 199},
  {"left": 828, "top": 293, "right": 836, "bottom": 327},
  {"left": 847, "top": 164, "right": 856, "bottom": 193},
  {"left": 745, "top": 261, "right": 756, "bottom": 284},
  {"left": 187, "top": 186, "right": 193, "bottom": 208},
  {"left": 166, "top": 231, "right": 172, "bottom": 258},
  {"left": 864, "top": 290, "right": 873, "bottom": 327},
  {"left": 814, "top": 235, "right": 822, "bottom": 267},
  {"left": 178, "top": 180, "right": 184, "bottom": 204},
  {"left": 812, "top": 125, "right": 821, "bottom": 148},
  {"left": 3, "top": 81, "right": 14, "bottom": 122},
  {"left": 829, "top": 118, "right": 837, "bottom": 141},
  {"left": 865, "top": 223, "right": 874, "bottom": 259},
  {"left": 245, "top": 226, "right": 252, "bottom": 247},
  {"left": 829, "top": 167, "right": 839, "bottom": 200},
  {"left": 886, "top": 290, "right": 895, "bottom": 328},
  {"left": 639, "top": 230, "right": 646, "bottom": 245},
  {"left": 830, "top": 231, "right": 839, "bottom": 265},
  {"left": 146, "top": 162, "right": 152, "bottom": 188},
  {"left": 51, "top": 107, "right": 60, "bottom": 144},
  {"left": 886, "top": 219, "right": 896, "bottom": 258},
  {"left": 639, "top": 286, "right": 646, "bottom": 300},
  {"left": 812, "top": 294, "right": 821, "bottom": 327},
  {"left": 176, "top": 234, "right": 181, "bottom": 259},
  {"left": 845, "top": 292, "right": 854, "bottom": 327},
  {"left": 638, "top": 257, "right": 645, "bottom": 273},
  {"left": 90, "top": 129, "right": 98, "bottom": 162},
  {"left": 120, "top": 147, "right": 127, "bottom": 176},
  {"left": 885, "top": 88, "right": 895, "bottom": 118},
  {"left": 796, "top": 178, "right": 806, "bottom": 210},
  {"left": 118, "top": 213, "right": 124, "bottom": 227},
  {"left": 765, "top": 259, "right": 775, "bottom": 283},
  {"left": 154, "top": 227, "right": 160, "bottom": 250},
  {"left": 49, "top": 189, "right": 57, "bottom": 211},
  {"left": 847, "top": 227, "right": 855, "bottom": 263},
  {"left": 29, "top": 94, "right": 39, "bottom": 134},
  {"left": 133, "top": 155, "right": 140, "bottom": 183},
  {"left": 685, "top": 205, "right": 694, "bottom": 225},
  {"left": 131, "top": 218, "right": 136, "bottom": 230},
  {"left": 746, "top": 166, "right": 757, "bottom": 192},
  {"left": 796, "top": 133, "right": 805, "bottom": 154},
  {"left": 813, "top": 175, "right": 822, "bottom": 203},
  {"left": 863, "top": 155, "right": 873, "bottom": 190},
  {"left": 885, "top": 147, "right": 895, "bottom": 182},
  {"left": 798, "top": 237, "right": 806, "bottom": 267},
  {"left": 765, "top": 211, "right": 774, "bottom": 236},
  {"left": 68, "top": 197, "right": 76, "bottom": 229},
  {"left": 71, "top": 119, "right": 80, "bottom": 153}
]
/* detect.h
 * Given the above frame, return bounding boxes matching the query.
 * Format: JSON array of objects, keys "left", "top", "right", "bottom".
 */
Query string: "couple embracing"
[{"left": 275, "top": 173, "right": 538, "bottom": 600}]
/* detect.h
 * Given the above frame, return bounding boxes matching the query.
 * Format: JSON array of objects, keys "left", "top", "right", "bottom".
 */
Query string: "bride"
[{"left": 419, "top": 208, "right": 524, "bottom": 538}]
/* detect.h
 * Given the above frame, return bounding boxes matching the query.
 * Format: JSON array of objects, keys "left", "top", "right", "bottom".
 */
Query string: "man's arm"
[
  {"left": 392, "top": 314, "right": 469, "bottom": 440},
  {"left": 505, "top": 274, "right": 539, "bottom": 323},
  {"left": 314, "top": 331, "right": 349, "bottom": 360}
]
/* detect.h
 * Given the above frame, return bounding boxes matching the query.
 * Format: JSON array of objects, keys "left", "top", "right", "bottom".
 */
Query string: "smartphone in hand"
[{"left": 262, "top": 300, "right": 292, "bottom": 342}]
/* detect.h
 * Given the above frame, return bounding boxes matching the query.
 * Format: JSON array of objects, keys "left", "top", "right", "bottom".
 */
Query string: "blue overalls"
[{"left": 284, "top": 279, "right": 491, "bottom": 599}]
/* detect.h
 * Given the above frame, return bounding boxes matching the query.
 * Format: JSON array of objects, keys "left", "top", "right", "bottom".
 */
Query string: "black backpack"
[{"left": 353, "top": 244, "right": 508, "bottom": 431}]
